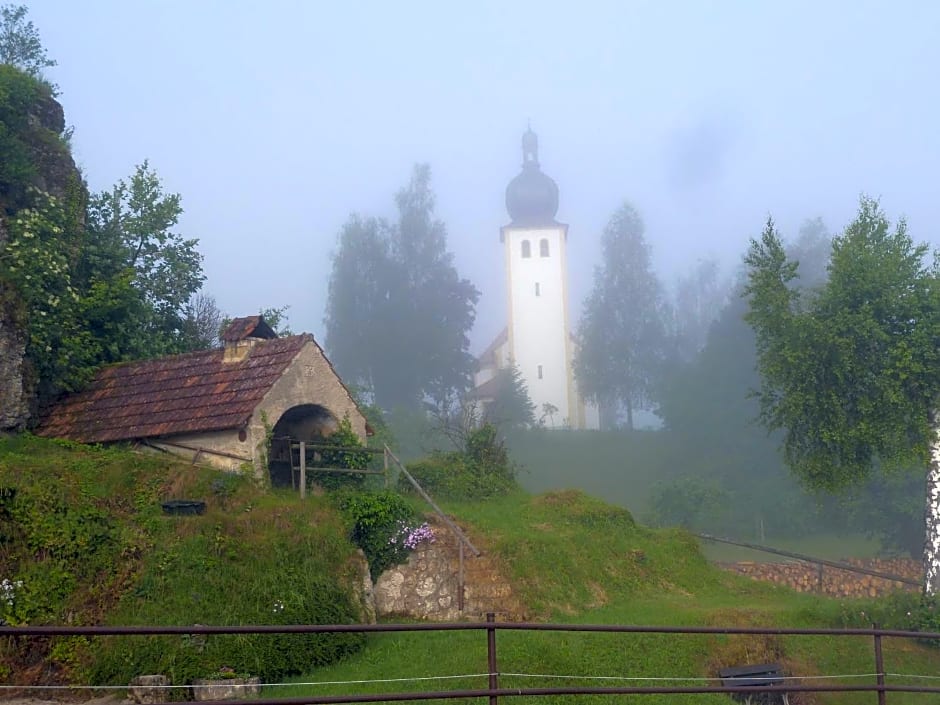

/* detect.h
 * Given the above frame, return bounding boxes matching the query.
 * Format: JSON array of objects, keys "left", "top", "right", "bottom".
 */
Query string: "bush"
[
  {"left": 88, "top": 570, "right": 364, "bottom": 687},
  {"left": 335, "top": 490, "right": 420, "bottom": 580},
  {"left": 401, "top": 423, "right": 518, "bottom": 500},
  {"left": 311, "top": 416, "right": 372, "bottom": 491},
  {"left": 647, "top": 476, "right": 731, "bottom": 533}
]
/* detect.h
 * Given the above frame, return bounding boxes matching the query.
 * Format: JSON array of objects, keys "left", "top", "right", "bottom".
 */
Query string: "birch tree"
[{"left": 744, "top": 197, "right": 940, "bottom": 593}]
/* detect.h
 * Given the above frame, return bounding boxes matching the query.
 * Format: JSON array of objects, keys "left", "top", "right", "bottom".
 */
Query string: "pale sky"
[{"left": 27, "top": 0, "right": 940, "bottom": 350}]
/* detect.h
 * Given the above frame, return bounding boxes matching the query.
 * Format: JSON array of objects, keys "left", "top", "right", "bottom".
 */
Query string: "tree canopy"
[
  {"left": 0, "top": 4, "right": 55, "bottom": 80},
  {"left": 325, "top": 164, "right": 479, "bottom": 412},
  {"left": 575, "top": 202, "right": 669, "bottom": 429},
  {"left": 745, "top": 198, "right": 940, "bottom": 489},
  {"left": 744, "top": 197, "right": 940, "bottom": 592}
]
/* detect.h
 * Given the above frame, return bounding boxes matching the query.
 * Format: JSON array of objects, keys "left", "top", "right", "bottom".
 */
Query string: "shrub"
[
  {"left": 400, "top": 423, "right": 518, "bottom": 500},
  {"left": 335, "top": 490, "right": 421, "bottom": 580},
  {"left": 312, "top": 416, "right": 372, "bottom": 491},
  {"left": 647, "top": 476, "right": 731, "bottom": 532}
]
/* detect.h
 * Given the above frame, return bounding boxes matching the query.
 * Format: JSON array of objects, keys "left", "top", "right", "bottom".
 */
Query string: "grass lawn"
[{"left": 273, "top": 490, "right": 940, "bottom": 705}]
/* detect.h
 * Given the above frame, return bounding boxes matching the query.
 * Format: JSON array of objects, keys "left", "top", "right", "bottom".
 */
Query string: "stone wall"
[
  {"left": 373, "top": 517, "right": 525, "bottom": 621},
  {"left": 0, "top": 217, "right": 28, "bottom": 432},
  {"left": 722, "top": 558, "right": 921, "bottom": 598}
]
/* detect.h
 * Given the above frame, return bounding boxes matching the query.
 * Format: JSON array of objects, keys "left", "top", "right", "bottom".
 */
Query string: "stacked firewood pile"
[{"left": 721, "top": 558, "right": 921, "bottom": 598}]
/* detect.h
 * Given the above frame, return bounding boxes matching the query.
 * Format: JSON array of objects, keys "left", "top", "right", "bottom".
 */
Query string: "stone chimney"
[{"left": 219, "top": 316, "right": 278, "bottom": 363}]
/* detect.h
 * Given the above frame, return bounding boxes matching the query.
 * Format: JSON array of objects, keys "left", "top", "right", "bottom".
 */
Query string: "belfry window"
[
  {"left": 521, "top": 240, "right": 531, "bottom": 258},
  {"left": 537, "top": 365, "right": 543, "bottom": 379},
  {"left": 535, "top": 282, "right": 540, "bottom": 296},
  {"left": 540, "top": 239, "right": 550, "bottom": 257}
]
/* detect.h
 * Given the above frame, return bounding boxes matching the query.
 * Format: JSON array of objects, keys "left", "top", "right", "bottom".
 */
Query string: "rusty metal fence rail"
[{"left": 4, "top": 614, "right": 940, "bottom": 704}]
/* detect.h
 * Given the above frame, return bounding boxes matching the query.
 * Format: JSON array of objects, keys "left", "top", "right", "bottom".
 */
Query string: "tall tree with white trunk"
[{"left": 744, "top": 197, "right": 940, "bottom": 593}]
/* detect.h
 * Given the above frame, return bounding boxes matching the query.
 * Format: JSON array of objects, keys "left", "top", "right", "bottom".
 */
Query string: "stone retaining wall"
[
  {"left": 722, "top": 558, "right": 921, "bottom": 598},
  {"left": 373, "top": 517, "right": 525, "bottom": 621}
]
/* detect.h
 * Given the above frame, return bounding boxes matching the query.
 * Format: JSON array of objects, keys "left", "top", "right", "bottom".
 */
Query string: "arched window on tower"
[
  {"left": 540, "top": 239, "right": 550, "bottom": 257},
  {"left": 521, "top": 240, "right": 531, "bottom": 258}
]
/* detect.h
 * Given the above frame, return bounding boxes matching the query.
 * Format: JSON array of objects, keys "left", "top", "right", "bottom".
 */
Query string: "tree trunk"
[{"left": 924, "top": 413, "right": 940, "bottom": 596}]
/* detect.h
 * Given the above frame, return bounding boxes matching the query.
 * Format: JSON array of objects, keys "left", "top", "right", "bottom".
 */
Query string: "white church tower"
[{"left": 474, "top": 128, "right": 599, "bottom": 430}]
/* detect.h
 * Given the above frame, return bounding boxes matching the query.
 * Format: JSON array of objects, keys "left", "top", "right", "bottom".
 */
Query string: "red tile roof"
[{"left": 36, "top": 335, "right": 311, "bottom": 443}]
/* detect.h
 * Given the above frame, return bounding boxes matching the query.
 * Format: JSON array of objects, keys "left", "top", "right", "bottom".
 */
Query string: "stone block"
[
  {"left": 192, "top": 676, "right": 261, "bottom": 701},
  {"left": 129, "top": 674, "right": 169, "bottom": 704}
]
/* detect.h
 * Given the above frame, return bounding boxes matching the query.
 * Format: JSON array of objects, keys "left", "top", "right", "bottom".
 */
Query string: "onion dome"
[{"left": 505, "top": 127, "right": 559, "bottom": 226}]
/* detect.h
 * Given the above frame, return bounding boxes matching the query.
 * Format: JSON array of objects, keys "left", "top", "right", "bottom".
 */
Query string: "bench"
[{"left": 718, "top": 662, "right": 789, "bottom": 705}]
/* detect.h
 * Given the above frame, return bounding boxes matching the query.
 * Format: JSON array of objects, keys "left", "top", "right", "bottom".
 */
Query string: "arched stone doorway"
[{"left": 268, "top": 404, "right": 339, "bottom": 488}]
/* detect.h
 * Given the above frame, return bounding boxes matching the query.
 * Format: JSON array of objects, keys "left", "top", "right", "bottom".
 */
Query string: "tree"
[
  {"left": 575, "top": 202, "right": 669, "bottom": 430},
  {"left": 325, "top": 164, "right": 479, "bottom": 412},
  {"left": 484, "top": 363, "right": 536, "bottom": 431},
  {"left": 0, "top": 5, "right": 55, "bottom": 80},
  {"left": 181, "top": 293, "right": 224, "bottom": 350},
  {"left": 744, "top": 197, "right": 940, "bottom": 593},
  {"left": 670, "top": 257, "right": 729, "bottom": 364},
  {"left": 325, "top": 215, "right": 395, "bottom": 400},
  {"left": 85, "top": 161, "right": 204, "bottom": 358}
]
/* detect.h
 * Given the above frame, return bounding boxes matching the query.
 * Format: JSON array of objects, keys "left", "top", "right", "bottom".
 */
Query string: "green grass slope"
[
  {"left": 0, "top": 434, "right": 365, "bottom": 686},
  {"left": 278, "top": 490, "right": 940, "bottom": 705}
]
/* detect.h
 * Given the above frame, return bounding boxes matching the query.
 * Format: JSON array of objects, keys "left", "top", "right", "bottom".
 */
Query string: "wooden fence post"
[{"left": 299, "top": 441, "right": 306, "bottom": 499}]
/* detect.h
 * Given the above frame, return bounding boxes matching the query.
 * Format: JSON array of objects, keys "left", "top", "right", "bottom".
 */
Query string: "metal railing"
[
  {"left": 384, "top": 444, "right": 481, "bottom": 611},
  {"left": 4, "top": 615, "right": 940, "bottom": 703},
  {"left": 278, "top": 439, "right": 481, "bottom": 611}
]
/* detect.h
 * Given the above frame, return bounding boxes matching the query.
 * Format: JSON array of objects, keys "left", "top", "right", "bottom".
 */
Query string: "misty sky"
[{"left": 27, "top": 0, "right": 940, "bottom": 350}]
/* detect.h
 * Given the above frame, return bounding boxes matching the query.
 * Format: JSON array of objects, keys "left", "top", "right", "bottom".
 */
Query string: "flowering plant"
[{"left": 389, "top": 521, "right": 435, "bottom": 550}]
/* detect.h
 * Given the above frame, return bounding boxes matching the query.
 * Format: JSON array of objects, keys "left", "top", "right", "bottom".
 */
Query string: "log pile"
[{"left": 721, "top": 558, "right": 921, "bottom": 598}]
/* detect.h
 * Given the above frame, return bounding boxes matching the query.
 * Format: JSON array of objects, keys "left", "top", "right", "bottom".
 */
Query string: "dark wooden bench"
[{"left": 718, "top": 662, "right": 789, "bottom": 705}]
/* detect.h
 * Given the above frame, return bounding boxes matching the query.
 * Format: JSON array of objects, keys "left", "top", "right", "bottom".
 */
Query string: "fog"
[{"left": 27, "top": 0, "right": 940, "bottom": 349}]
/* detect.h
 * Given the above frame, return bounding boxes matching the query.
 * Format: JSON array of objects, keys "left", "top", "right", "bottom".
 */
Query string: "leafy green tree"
[
  {"left": 744, "top": 197, "right": 940, "bottom": 593},
  {"left": 325, "top": 164, "right": 479, "bottom": 412},
  {"left": 575, "top": 202, "right": 669, "bottom": 430},
  {"left": 85, "top": 162, "right": 204, "bottom": 358},
  {"left": 0, "top": 5, "right": 55, "bottom": 80}
]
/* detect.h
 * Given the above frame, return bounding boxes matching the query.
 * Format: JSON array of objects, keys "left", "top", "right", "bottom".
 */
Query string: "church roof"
[{"left": 505, "top": 127, "right": 559, "bottom": 227}]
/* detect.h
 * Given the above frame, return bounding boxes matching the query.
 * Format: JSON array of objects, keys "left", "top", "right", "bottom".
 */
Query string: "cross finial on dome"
[{"left": 522, "top": 123, "right": 539, "bottom": 167}]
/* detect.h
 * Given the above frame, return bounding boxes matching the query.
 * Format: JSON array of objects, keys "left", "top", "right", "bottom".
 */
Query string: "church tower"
[{"left": 474, "top": 128, "right": 598, "bottom": 429}]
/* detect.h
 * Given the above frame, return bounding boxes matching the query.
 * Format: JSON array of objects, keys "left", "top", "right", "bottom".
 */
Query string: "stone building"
[{"left": 36, "top": 316, "right": 368, "bottom": 479}]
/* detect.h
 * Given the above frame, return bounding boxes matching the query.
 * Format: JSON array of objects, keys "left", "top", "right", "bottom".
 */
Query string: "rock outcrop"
[{"left": 0, "top": 68, "right": 84, "bottom": 431}]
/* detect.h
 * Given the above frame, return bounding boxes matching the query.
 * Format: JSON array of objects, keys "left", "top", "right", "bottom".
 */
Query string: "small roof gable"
[
  {"left": 36, "top": 335, "right": 311, "bottom": 443},
  {"left": 221, "top": 315, "right": 277, "bottom": 343}
]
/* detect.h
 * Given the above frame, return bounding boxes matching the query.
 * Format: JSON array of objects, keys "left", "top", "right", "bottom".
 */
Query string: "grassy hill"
[
  {"left": 0, "top": 434, "right": 366, "bottom": 686},
  {"left": 278, "top": 490, "right": 940, "bottom": 705},
  {"left": 1, "top": 434, "right": 938, "bottom": 705}
]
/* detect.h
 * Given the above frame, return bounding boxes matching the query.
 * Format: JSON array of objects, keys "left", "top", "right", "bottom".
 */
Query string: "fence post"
[
  {"left": 299, "top": 441, "right": 306, "bottom": 499},
  {"left": 873, "top": 622, "right": 886, "bottom": 705},
  {"left": 458, "top": 540, "right": 465, "bottom": 611},
  {"left": 486, "top": 612, "right": 498, "bottom": 705}
]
